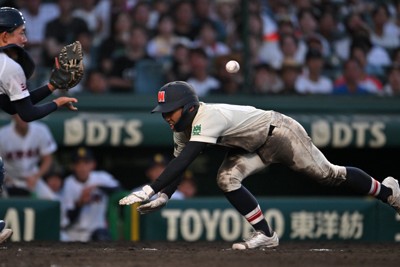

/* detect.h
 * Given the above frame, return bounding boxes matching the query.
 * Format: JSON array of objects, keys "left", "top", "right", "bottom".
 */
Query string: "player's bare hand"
[{"left": 53, "top": 97, "right": 78, "bottom": 111}]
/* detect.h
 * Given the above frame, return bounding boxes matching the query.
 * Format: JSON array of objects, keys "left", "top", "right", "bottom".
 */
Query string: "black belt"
[{"left": 268, "top": 125, "right": 275, "bottom": 136}]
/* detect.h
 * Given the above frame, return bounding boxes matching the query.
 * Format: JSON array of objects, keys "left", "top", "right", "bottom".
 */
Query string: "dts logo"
[{"left": 311, "top": 120, "right": 386, "bottom": 148}]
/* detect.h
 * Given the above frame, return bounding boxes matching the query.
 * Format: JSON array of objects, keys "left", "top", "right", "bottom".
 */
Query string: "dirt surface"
[{"left": 1, "top": 241, "right": 400, "bottom": 267}]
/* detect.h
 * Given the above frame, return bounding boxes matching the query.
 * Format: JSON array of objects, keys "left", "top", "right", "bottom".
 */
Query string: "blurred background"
[{"left": 1, "top": 0, "right": 400, "bottom": 242}]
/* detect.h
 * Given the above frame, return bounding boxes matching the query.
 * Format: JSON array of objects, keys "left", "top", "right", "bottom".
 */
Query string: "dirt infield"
[{"left": 1, "top": 241, "right": 400, "bottom": 267}]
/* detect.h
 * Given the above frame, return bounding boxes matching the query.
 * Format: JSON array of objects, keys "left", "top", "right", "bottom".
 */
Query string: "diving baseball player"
[
  {"left": 0, "top": 7, "right": 83, "bottom": 243},
  {"left": 119, "top": 81, "right": 400, "bottom": 250}
]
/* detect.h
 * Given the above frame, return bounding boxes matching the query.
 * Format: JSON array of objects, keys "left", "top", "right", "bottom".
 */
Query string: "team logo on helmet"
[{"left": 158, "top": 91, "right": 166, "bottom": 103}]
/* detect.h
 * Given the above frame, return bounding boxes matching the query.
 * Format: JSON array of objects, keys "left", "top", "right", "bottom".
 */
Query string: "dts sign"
[{"left": 311, "top": 120, "right": 386, "bottom": 148}]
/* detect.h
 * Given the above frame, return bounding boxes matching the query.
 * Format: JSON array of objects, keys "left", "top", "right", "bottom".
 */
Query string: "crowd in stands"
[{"left": 4, "top": 0, "right": 400, "bottom": 96}]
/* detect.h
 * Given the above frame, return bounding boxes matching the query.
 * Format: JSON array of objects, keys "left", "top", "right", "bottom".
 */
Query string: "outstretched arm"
[
  {"left": 28, "top": 84, "right": 56, "bottom": 104},
  {"left": 151, "top": 141, "right": 206, "bottom": 193},
  {"left": 13, "top": 97, "right": 57, "bottom": 122},
  {"left": 119, "top": 141, "right": 207, "bottom": 205},
  {"left": 13, "top": 96, "right": 77, "bottom": 122}
]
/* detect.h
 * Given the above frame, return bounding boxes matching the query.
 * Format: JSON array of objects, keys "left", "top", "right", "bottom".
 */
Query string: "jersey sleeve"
[
  {"left": 94, "top": 171, "right": 120, "bottom": 188},
  {"left": 189, "top": 109, "right": 228, "bottom": 144},
  {"left": 1, "top": 58, "right": 30, "bottom": 101}
]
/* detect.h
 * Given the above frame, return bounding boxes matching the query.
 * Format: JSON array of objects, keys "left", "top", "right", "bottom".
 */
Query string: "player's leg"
[
  {"left": 216, "top": 150, "right": 278, "bottom": 250},
  {"left": 266, "top": 114, "right": 399, "bottom": 214},
  {"left": 0, "top": 157, "right": 13, "bottom": 243}
]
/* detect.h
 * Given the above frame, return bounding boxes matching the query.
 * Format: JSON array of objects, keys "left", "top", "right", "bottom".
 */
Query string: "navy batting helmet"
[
  {"left": 152, "top": 81, "right": 199, "bottom": 113},
  {"left": 0, "top": 7, "right": 26, "bottom": 33}
]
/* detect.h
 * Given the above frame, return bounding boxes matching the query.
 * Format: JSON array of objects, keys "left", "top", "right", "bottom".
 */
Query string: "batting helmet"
[
  {"left": 0, "top": 7, "right": 26, "bottom": 33},
  {"left": 152, "top": 81, "right": 199, "bottom": 113},
  {"left": 152, "top": 81, "right": 200, "bottom": 132}
]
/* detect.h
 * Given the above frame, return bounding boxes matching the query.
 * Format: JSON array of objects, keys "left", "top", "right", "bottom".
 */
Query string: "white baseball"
[{"left": 225, "top": 60, "right": 240, "bottom": 73}]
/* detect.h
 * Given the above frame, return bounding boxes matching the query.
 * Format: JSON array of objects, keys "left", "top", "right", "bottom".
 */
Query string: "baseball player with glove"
[
  {"left": 119, "top": 81, "right": 400, "bottom": 250},
  {"left": 0, "top": 7, "right": 84, "bottom": 243}
]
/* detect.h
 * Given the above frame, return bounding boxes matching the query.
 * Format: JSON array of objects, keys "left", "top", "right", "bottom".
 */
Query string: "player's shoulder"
[
  {"left": 91, "top": 170, "right": 115, "bottom": 179},
  {"left": 29, "top": 121, "right": 51, "bottom": 131},
  {"left": 0, "top": 121, "right": 13, "bottom": 134},
  {"left": 0, "top": 53, "right": 25, "bottom": 73},
  {"left": 63, "top": 175, "right": 77, "bottom": 186}
]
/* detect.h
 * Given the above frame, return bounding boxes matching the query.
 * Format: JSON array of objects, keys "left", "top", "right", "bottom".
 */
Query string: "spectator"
[
  {"left": 297, "top": 8, "right": 319, "bottom": 41},
  {"left": 349, "top": 41, "right": 386, "bottom": 81},
  {"left": 130, "top": 1, "right": 152, "bottom": 30},
  {"left": 351, "top": 34, "right": 391, "bottom": 74},
  {"left": 251, "top": 63, "right": 283, "bottom": 95},
  {"left": 147, "top": 14, "right": 191, "bottom": 60},
  {"left": 93, "top": 0, "right": 135, "bottom": 46},
  {"left": 83, "top": 69, "right": 109, "bottom": 94},
  {"left": 148, "top": 0, "right": 170, "bottom": 30},
  {"left": 61, "top": 147, "right": 120, "bottom": 242},
  {"left": 214, "top": 0, "right": 240, "bottom": 49},
  {"left": 333, "top": 12, "right": 370, "bottom": 62},
  {"left": 193, "top": 20, "right": 231, "bottom": 59},
  {"left": 278, "top": 59, "right": 302, "bottom": 95},
  {"left": 96, "top": 11, "right": 132, "bottom": 75},
  {"left": 108, "top": 25, "right": 152, "bottom": 93},
  {"left": 166, "top": 43, "right": 192, "bottom": 82},
  {"left": 72, "top": 0, "right": 103, "bottom": 46},
  {"left": 369, "top": 3, "right": 400, "bottom": 50},
  {"left": 295, "top": 48, "right": 333, "bottom": 94},
  {"left": 270, "top": 33, "right": 306, "bottom": 70},
  {"left": 259, "top": 12, "right": 306, "bottom": 66},
  {"left": 333, "top": 58, "right": 374, "bottom": 95},
  {"left": 42, "top": 0, "right": 90, "bottom": 68},
  {"left": 0, "top": 114, "right": 58, "bottom": 200},
  {"left": 317, "top": 6, "right": 343, "bottom": 48},
  {"left": 192, "top": 0, "right": 225, "bottom": 42},
  {"left": 172, "top": 0, "right": 197, "bottom": 41},
  {"left": 382, "top": 65, "right": 400, "bottom": 96},
  {"left": 186, "top": 48, "right": 220, "bottom": 97},
  {"left": 305, "top": 33, "right": 340, "bottom": 81},
  {"left": 20, "top": 0, "right": 59, "bottom": 65}
]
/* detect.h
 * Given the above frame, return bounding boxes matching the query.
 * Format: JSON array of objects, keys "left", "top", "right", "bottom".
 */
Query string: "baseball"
[{"left": 226, "top": 60, "right": 240, "bottom": 73}]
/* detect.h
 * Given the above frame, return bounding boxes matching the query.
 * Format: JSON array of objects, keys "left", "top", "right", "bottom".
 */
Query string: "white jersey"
[
  {"left": 0, "top": 121, "right": 57, "bottom": 189},
  {"left": 173, "top": 102, "right": 275, "bottom": 157},
  {"left": 61, "top": 171, "right": 119, "bottom": 242},
  {"left": 0, "top": 53, "right": 30, "bottom": 101}
]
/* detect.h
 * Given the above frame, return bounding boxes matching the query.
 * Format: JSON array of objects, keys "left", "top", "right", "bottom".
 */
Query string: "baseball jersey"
[
  {"left": 0, "top": 121, "right": 57, "bottom": 189},
  {"left": 173, "top": 102, "right": 274, "bottom": 157},
  {"left": 61, "top": 171, "right": 119, "bottom": 242},
  {"left": 0, "top": 53, "right": 30, "bottom": 101}
]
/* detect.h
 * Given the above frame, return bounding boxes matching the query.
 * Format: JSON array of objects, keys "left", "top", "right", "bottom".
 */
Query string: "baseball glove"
[{"left": 49, "top": 41, "right": 84, "bottom": 90}]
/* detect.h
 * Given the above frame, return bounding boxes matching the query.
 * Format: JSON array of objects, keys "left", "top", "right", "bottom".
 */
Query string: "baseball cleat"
[
  {"left": 0, "top": 228, "right": 13, "bottom": 243},
  {"left": 382, "top": 176, "right": 400, "bottom": 215},
  {"left": 232, "top": 231, "right": 279, "bottom": 250}
]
